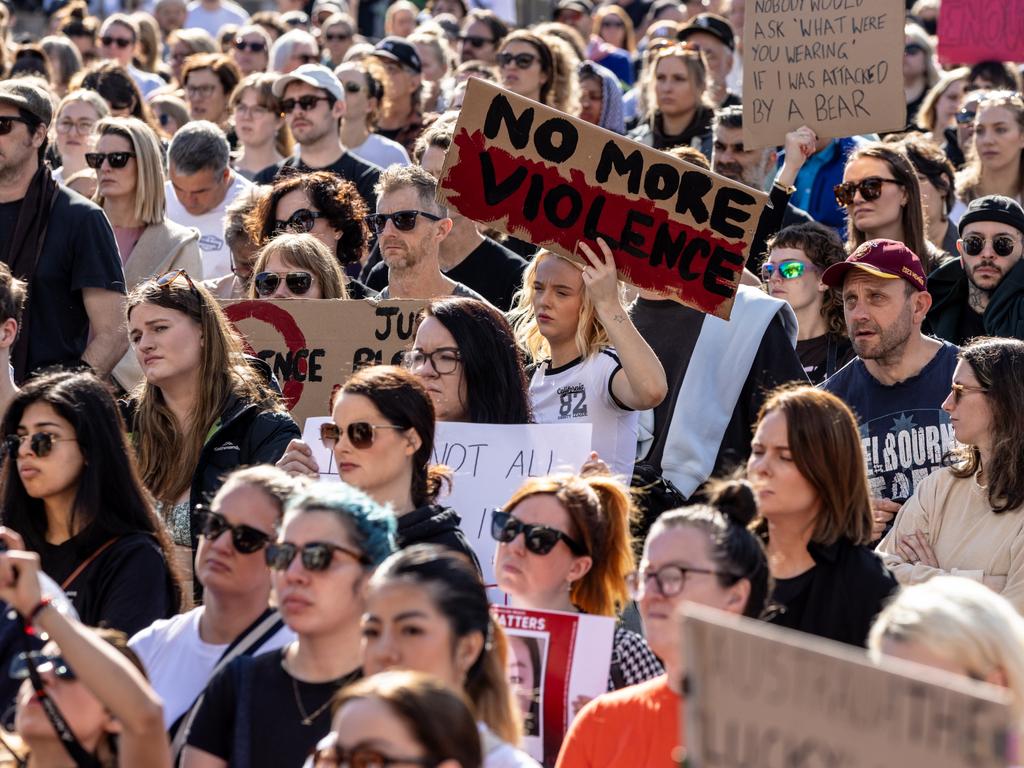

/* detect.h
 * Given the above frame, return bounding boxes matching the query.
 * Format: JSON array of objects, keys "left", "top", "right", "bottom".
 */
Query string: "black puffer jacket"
[
  {"left": 396, "top": 504, "right": 481, "bottom": 573},
  {"left": 926, "top": 257, "right": 1024, "bottom": 345}
]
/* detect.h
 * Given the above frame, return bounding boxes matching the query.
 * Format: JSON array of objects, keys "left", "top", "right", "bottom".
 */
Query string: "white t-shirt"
[
  {"left": 185, "top": 0, "right": 250, "bottom": 37},
  {"left": 348, "top": 133, "right": 410, "bottom": 171},
  {"left": 165, "top": 172, "right": 252, "bottom": 280},
  {"left": 529, "top": 349, "right": 639, "bottom": 478},
  {"left": 130, "top": 606, "right": 295, "bottom": 729}
]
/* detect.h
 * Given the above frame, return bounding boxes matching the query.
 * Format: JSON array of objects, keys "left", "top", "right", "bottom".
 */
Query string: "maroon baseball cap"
[{"left": 820, "top": 239, "right": 927, "bottom": 292}]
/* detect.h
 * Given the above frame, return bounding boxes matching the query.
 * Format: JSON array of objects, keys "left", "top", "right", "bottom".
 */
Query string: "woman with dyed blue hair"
[{"left": 182, "top": 481, "right": 396, "bottom": 768}]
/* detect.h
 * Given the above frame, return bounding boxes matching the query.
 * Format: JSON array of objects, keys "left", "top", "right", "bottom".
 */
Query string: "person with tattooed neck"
[{"left": 927, "top": 195, "right": 1024, "bottom": 345}]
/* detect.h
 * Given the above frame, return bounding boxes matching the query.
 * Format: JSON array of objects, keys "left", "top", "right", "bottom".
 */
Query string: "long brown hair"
[
  {"left": 126, "top": 275, "right": 284, "bottom": 503},
  {"left": 503, "top": 472, "right": 637, "bottom": 617},
  {"left": 754, "top": 386, "right": 874, "bottom": 546},
  {"left": 948, "top": 337, "right": 1024, "bottom": 513}
]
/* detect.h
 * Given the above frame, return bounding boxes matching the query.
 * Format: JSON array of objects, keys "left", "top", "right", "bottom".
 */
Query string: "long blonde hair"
[
  {"left": 956, "top": 92, "right": 1024, "bottom": 204},
  {"left": 92, "top": 116, "right": 165, "bottom": 225}
]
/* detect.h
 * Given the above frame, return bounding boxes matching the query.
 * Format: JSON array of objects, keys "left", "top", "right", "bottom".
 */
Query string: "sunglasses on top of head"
[
  {"left": 833, "top": 177, "right": 904, "bottom": 207},
  {"left": 366, "top": 210, "right": 442, "bottom": 235},
  {"left": 490, "top": 509, "right": 587, "bottom": 556},
  {"left": 195, "top": 505, "right": 272, "bottom": 554},
  {"left": 961, "top": 234, "right": 1019, "bottom": 257}
]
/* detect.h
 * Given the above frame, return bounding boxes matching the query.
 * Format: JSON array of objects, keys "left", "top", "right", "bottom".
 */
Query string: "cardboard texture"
[
  {"left": 936, "top": 0, "right": 1024, "bottom": 65},
  {"left": 221, "top": 298, "right": 425, "bottom": 426},
  {"left": 742, "top": 0, "right": 905, "bottom": 149},
  {"left": 438, "top": 78, "right": 770, "bottom": 320},
  {"left": 681, "top": 604, "right": 1017, "bottom": 768}
]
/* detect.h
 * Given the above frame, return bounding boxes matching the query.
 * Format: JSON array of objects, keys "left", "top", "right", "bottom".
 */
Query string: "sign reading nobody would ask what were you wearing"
[
  {"left": 681, "top": 605, "right": 1018, "bottom": 768},
  {"left": 222, "top": 298, "right": 426, "bottom": 427},
  {"left": 495, "top": 606, "right": 615, "bottom": 767},
  {"left": 742, "top": 0, "right": 905, "bottom": 149},
  {"left": 438, "top": 78, "right": 770, "bottom": 320},
  {"left": 936, "top": 0, "right": 1024, "bottom": 65},
  {"left": 300, "top": 418, "right": 593, "bottom": 587}
]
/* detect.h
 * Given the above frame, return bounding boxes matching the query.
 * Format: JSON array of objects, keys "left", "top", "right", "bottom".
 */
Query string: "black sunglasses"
[
  {"left": 85, "top": 151, "right": 136, "bottom": 169},
  {"left": 496, "top": 51, "right": 538, "bottom": 69},
  {"left": 100, "top": 35, "right": 133, "bottom": 48},
  {"left": 904, "top": 43, "right": 925, "bottom": 55},
  {"left": 253, "top": 271, "right": 314, "bottom": 296},
  {"left": 833, "top": 177, "right": 904, "bottom": 207},
  {"left": 273, "top": 208, "right": 323, "bottom": 234},
  {"left": 295, "top": 53, "right": 321, "bottom": 64},
  {"left": 265, "top": 541, "right": 367, "bottom": 571},
  {"left": 490, "top": 509, "right": 587, "bottom": 556},
  {"left": 195, "top": 506, "right": 272, "bottom": 554},
  {"left": 5, "top": 432, "right": 76, "bottom": 460},
  {"left": 325, "top": 32, "right": 352, "bottom": 42},
  {"left": 10, "top": 652, "right": 75, "bottom": 682},
  {"left": 281, "top": 95, "right": 331, "bottom": 113},
  {"left": 342, "top": 80, "right": 362, "bottom": 93},
  {"left": 961, "top": 234, "right": 1019, "bottom": 257},
  {"left": 0, "top": 115, "right": 33, "bottom": 136},
  {"left": 234, "top": 39, "right": 266, "bottom": 53},
  {"left": 320, "top": 421, "right": 408, "bottom": 450},
  {"left": 458, "top": 34, "right": 494, "bottom": 47},
  {"left": 366, "top": 210, "right": 442, "bottom": 235}
]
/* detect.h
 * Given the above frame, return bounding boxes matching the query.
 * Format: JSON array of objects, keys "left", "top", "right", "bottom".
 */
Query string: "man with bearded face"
[{"left": 926, "top": 195, "right": 1024, "bottom": 345}]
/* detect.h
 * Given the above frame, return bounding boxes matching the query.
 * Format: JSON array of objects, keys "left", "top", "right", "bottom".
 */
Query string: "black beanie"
[{"left": 958, "top": 194, "right": 1024, "bottom": 237}]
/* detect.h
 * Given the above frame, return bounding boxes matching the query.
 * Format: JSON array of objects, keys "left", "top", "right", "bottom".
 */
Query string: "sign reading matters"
[
  {"left": 438, "top": 78, "right": 769, "bottom": 320},
  {"left": 936, "top": 0, "right": 1024, "bottom": 65},
  {"left": 742, "top": 0, "right": 905, "bottom": 149}
]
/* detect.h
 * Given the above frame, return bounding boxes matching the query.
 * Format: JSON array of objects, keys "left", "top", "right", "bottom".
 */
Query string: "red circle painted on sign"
[{"left": 223, "top": 300, "right": 307, "bottom": 410}]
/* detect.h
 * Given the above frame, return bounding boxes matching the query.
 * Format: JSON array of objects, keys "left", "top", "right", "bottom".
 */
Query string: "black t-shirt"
[
  {"left": 769, "top": 567, "right": 816, "bottom": 631},
  {"left": 821, "top": 340, "right": 959, "bottom": 501},
  {"left": 0, "top": 188, "right": 125, "bottom": 374},
  {"left": 252, "top": 153, "right": 382, "bottom": 213},
  {"left": 796, "top": 334, "right": 855, "bottom": 385},
  {"left": 956, "top": 305, "right": 987, "bottom": 345},
  {"left": 188, "top": 648, "right": 361, "bottom": 768}
]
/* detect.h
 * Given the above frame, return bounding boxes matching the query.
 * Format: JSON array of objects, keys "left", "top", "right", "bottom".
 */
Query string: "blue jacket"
[{"left": 780, "top": 136, "right": 870, "bottom": 237}]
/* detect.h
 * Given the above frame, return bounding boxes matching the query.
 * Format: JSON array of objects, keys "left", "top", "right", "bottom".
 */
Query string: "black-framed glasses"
[
  {"left": 10, "top": 652, "right": 75, "bottom": 682},
  {"left": 195, "top": 506, "right": 273, "bottom": 554},
  {"left": 955, "top": 108, "right": 977, "bottom": 125},
  {"left": 401, "top": 347, "right": 462, "bottom": 375},
  {"left": 156, "top": 268, "right": 200, "bottom": 298},
  {"left": 833, "top": 177, "right": 905, "bottom": 207},
  {"left": 312, "top": 742, "right": 438, "bottom": 768},
  {"left": 625, "top": 564, "right": 722, "bottom": 599},
  {"left": 760, "top": 260, "right": 809, "bottom": 282},
  {"left": 84, "top": 151, "right": 136, "bottom": 169},
  {"left": 234, "top": 39, "right": 266, "bottom": 52},
  {"left": 295, "top": 53, "right": 322, "bottom": 64},
  {"left": 4, "top": 432, "right": 77, "bottom": 460},
  {"left": 950, "top": 382, "right": 989, "bottom": 405},
  {"left": 490, "top": 510, "right": 587, "bottom": 556},
  {"left": 274, "top": 208, "right": 323, "bottom": 234},
  {"left": 281, "top": 95, "right": 331, "bottom": 113},
  {"left": 186, "top": 84, "right": 218, "bottom": 99},
  {"left": 100, "top": 35, "right": 132, "bottom": 48},
  {"left": 961, "top": 234, "right": 1019, "bottom": 258},
  {"left": 325, "top": 32, "right": 353, "bottom": 43},
  {"left": 0, "top": 115, "right": 33, "bottom": 136},
  {"left": 319, "top": 421, "right": 408, "bottom": 451},
  {"left": 458, "top": 34, "right": 495, "bottom": 48},
  {"left": 496, "top": 51, "right": 538, "bottom": 69},
  {"left": 265, "top": 541, "right": 367, "bottom": 571},
  {"left": 253, "top": 271, "right": 314, "bottom": 296},
  {"left": 366, "top": 210, "right": 442, "bottom": 235}
]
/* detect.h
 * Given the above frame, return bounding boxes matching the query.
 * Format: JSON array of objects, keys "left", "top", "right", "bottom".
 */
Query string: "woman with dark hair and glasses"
[
  {"left": 335, "top": 62, "right": 411, "bottom": 169},
  {"left": 497, "top": 30, "right": 578, "bottom": 115},
  {"left": 405, "top": 297, "right": 531, "bottom": 423},
  {"left": 556, "top": 480, "right": 770, "bottom": 768},
  {"left": 277, "top": 366, "right": 480, "bottom": 567},
  {"left": 494, "top": 473, "right": 663, "bottom": 692},
  {"left": 248, "top": 233, "right": 348, "bottom": 299},
  {"left": 125, "top": 271, "right": 299, "bottom": 599},
  {"left": 246, "top": 171, "right": 377, "bottom": 298},
  {"left": 878, "top": 337, "right": 1024, "bottom": 612},
  {"left": 0, "top": 370, "right": 179, "bottom": 635},
  {"left": 183, "top": 482, "right": 395, "bottom": 768}
]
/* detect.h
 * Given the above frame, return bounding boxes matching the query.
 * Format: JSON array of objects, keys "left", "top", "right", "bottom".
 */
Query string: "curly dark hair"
[
  {"left": 246, "top": 170, "right": 370, "bottom": 266},
  {"left": 77, "top": 60, "right": 156, "bottom": 130}
]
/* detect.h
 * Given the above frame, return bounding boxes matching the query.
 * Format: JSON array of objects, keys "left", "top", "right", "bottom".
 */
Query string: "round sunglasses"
[
  {"left": 195, "top": 506, "right": 272, "bottom": 554},
  {"left": 253, "top": 271, "right": 314, "bottom": 297},
  {"left": 319, "top": 421, "right": 408, "bottom": 451},
  {"left": 833, "top": 177, "right": 904, "bottom": 207},
  {"left": 5, "top": 432, "right": 77, "bottom": 459},
  {"left": 265, "top": 541, "right": 367, "bottom": 571},
  {"left": 760, "top": 260, "right": 810, "bottom": 281},
  {"left": 961, "top": 234, "right": 1019, "bottom": 258},
  {"left": 490, "top": 509, "right": 587, "bottom": 556}
]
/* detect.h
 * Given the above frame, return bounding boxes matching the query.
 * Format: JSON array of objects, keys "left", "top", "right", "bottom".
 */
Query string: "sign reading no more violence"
[{"left": 438, "top": 78, "right": 770, "bottom": 320}]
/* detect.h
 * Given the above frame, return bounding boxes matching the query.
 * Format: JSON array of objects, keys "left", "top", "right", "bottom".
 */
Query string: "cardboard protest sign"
[
  {"left": 936, "top": 0, "right": 1024, "bottom": 66},
  {"left": 742, "top": 0, "right": 905, "bottom": 149},
  {"left": 222, "top": 299, "right": 425, "bottom": 427},
  {"left": 682, "top": 604, "right": 1017, "bottom": 768},
  {"left": 300, "top": 418, "right": 592, "bottom": 586},
  {"left": 437, "top": 78, "right": 769, "bottom": 320},
  {"left": 494, "top": 607, "right": 615, "bottom": 766}
]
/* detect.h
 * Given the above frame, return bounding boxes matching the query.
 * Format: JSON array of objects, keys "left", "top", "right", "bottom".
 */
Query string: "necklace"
[{"left": 288, "top": 663, "right": 363, "bottom": 727}]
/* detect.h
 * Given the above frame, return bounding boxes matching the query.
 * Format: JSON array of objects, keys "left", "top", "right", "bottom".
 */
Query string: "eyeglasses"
[
  {"left": 904, "top": 43, "right": 925, "bottom": 55},
  {"left": 955, "top": 108, "right": 977, "bottom": 125},
  {"left": 5, "top": 432, "right": 77, "bottom": 460},
  {"left": 195, "top": 506, "right": 272, "bottom": 554},
  {"left": 458, "top": 34, "right": 494, "bottom": 48},
  {"left": 325, "top": 32, "right": 352, "bottom": 42},
  {"left": 253, "top": 271, "right": 315, "bottom": 296},
  {"left": 319, "top": 421, "right": 408, "bottom": 451},
  {"left": 274, "top": 208, "right": 323, "bottom": 234},
  {"left": 294, "top": 53, "right": 322, "bottom": 65},
  {"left": 950, "top": 382, "right": 989, "bottom": 405},
  {"left": 961, "top": 234, "right": 1019, "bottom": 258},
  {"left": 234, "top": 39, "right": 267, "bottom": 53},
  {"left": 833, "top": 177, "right": 905, "bottom": 207},
  {"left": 186, "top": 84, "right": 218, "bottom": 99},
  {"left": 156, "top": 268, "right": 200, "bottom": 298},
  {"left": 366, "top": 210, "right": 442, "bottom": 235},
  {"left": 234, "top": 102, "right": 272, "bottom": 119},
  {"left": 496, "top": 51, "right": 538, "bottom": 69},
  {"left": 265, "top": 541, "right": 367, "bottom": 571},
  {"left": 100, "top": 35, "right": 133, "bottom": 48},
  {"left": 490, "top": 510, "right": 587, "bottom": 556},
  {"left": 84, "top": 151, "right": 136, "bottom": 169},
  {"left": 760, "top": 260, "right": 810, "bottom": 281},
  {"left": 342, "top": 80, "right": 363, "bottom": 94},
  {"left": 401, "top": 347, "right": 462, "bottom": 375},
  {"left": 281, "top": 95, "right": 331, "bottom": 113},
  {"left": 56, "top": 119, "right": 96, "bottom": 135},
  {"left": 312, "top": 743, "right": 437, "bottom": 768},
  {"left": 9, "top": 652, "right": 75, "bottom": 682},
  {"left": 625, "top": 564, "right": 722, "bottom": 599},
  {"left": 0, "top": 116, "right": 33, "bottom": 136}
]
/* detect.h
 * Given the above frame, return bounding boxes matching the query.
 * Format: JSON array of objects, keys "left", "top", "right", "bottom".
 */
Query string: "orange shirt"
[{"left": 555, "top": 675, "right": 683, "bottom": 768}]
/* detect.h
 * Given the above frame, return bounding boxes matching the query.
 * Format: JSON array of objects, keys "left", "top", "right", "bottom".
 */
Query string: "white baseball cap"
[{"left": 272, "top": 64, "right": 344, "bottom": 102}]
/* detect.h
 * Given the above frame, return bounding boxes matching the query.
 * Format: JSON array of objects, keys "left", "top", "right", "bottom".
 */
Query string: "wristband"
[
  {"left": 23, "top": 597, "right": 53, "bottom": 635},
  {"left": 773, "top": 180, "right": 797, "bottom": 195}
]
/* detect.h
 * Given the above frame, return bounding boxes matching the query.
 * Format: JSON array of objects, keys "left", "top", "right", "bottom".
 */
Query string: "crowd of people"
[{"left": 0, "top": 0, "right": 1015, "bottom": 765}]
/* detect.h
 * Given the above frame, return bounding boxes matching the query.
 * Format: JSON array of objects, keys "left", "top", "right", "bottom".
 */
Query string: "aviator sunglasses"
[
  {"left": 490, "top": 509, "right": 587, "bottom": 556},
  {"left": 253, "top": 271, "right": 314, "bottom": 296},
  {"left": 833, "top": 177, "right": 904, "bottom": 207}
]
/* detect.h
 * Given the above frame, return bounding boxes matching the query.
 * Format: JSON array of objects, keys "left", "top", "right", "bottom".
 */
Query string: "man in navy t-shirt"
[{"left": 821, "top": 239, "right": 959, "bottom": 537}]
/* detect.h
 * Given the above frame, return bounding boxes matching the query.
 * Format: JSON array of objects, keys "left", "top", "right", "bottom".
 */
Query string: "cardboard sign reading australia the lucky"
[{"left": 438, "top": 78, "right": 770, "bottom": 320}]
